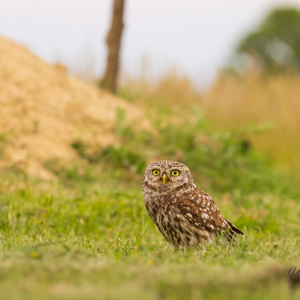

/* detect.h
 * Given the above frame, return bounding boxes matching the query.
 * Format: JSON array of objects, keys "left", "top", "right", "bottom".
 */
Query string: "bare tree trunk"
[{"left": 101, "top": 0, "right": 125, "bottom": 93}]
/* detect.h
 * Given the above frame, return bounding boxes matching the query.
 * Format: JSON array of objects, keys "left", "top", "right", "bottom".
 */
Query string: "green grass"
[{"left": 1, "top": 107, "right": 300, "bottom": 299}]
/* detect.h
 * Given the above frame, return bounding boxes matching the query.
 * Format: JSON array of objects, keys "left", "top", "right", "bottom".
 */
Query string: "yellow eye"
[
  {"left": 152, "top": 169, "right": 160, "bottom": 176},
  {"left": 171, "top": 170, "right": 180, "bottom": 176}
]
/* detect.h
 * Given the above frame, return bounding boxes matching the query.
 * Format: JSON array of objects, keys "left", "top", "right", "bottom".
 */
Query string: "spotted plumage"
[{"left": 142, "top": 160, "right": 244, "bottom": 248}]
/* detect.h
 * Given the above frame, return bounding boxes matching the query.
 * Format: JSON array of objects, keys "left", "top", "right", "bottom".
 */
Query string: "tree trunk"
[{"left": 101, "top": 0, "right": 125, "bottom": 93}]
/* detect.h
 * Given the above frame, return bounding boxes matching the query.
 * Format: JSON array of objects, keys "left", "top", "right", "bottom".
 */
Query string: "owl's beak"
[{"left": 162, "top": 174, "right": 168, "bottom": 184}]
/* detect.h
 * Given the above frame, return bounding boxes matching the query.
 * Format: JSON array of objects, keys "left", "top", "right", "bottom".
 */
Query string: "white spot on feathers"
[{"left": 202, "top": 213, "right": 209, "bottom": 220}]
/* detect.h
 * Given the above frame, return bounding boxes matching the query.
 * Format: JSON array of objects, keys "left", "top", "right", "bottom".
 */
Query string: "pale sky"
[{"left": 1, "top": 0, "right": 300, "bottom": 87}]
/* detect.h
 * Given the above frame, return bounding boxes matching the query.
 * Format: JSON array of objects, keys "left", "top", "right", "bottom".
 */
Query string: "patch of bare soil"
[{"left": 0, "top": 36, "right": 152, "bottom": 179}]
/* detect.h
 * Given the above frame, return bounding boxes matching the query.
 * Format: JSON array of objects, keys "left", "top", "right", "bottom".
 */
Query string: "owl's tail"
[{"left": 226, "top": 219, "right": 244, "bottom": 236}]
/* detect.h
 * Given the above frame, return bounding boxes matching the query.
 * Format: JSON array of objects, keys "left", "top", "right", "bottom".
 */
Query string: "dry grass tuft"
[
  {"left": 120, "top": 71, "right": 202, "bottom": 114},
  {"left": 205, "top": 72, "right": 300, "bottom": 171}
]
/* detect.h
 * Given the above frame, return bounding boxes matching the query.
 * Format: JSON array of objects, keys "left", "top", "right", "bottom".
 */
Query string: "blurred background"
[{"left": 1, "top": 0, "right": 300, "bottom": 175}]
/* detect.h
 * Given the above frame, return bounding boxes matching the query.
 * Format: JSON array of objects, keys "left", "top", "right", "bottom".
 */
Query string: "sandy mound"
[{"left": 0, "top": 36, "right": 152, "bottom": 179}]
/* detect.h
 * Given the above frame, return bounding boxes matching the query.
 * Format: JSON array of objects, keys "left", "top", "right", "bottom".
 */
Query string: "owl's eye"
[
  {"left": 171, "top": 170, "right": 180, "bottom": 176},
  {"left": 152, "top": 169, "right": 160, "bottom": 176}
]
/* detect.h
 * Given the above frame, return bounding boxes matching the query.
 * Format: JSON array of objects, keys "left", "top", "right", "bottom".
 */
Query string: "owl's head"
[{"left": 143, "top": 161, "right": 194, "bottom": 194}]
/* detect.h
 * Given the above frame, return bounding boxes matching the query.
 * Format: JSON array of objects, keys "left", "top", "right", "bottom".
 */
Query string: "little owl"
[{"left": 142, "top": 161, "right": 244, "bottom": 248}]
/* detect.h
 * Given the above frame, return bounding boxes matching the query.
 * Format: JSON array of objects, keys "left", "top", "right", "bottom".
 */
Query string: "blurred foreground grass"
[{"left": 1, "top": 72, "right": 300, "bottom": 299}]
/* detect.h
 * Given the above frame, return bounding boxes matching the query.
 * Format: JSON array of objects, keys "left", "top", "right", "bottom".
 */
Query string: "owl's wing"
[{"left": 175, "top": 188, "right": 244, "bottom": 236}]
